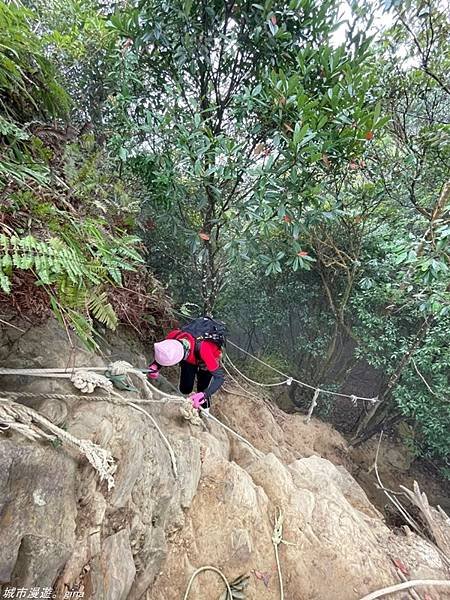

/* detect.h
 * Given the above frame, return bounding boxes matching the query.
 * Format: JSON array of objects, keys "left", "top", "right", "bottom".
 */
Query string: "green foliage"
[
  {"left": 0, "top": 230, "right": 141, "bottom": 293},
  {"left": 104, "top": 0, "right": 379, "bottom": 311},
  {"left": 87, "top": 292, "right": 118, "bottom": 330},
  {"left": 352, "top": 285, "right": 450, "bottom": 467},
  {"left": 0, "top": 0, "right": 69, "bottom": 186},
  {"left": 0, "top": 199, "right": 144, "bottom": 348},
  {"left": 0, "top": 1, "right": 146, "bottom": 350},
  {"left": 0, "top": 1, "right": 69, "bottom": 120},
  {"left": 129, "top": 0, "right": 449, "bottom": 468},
  {"left": 1, "top": 0, "right": 448, "bottom": 473},
  {"left": 31, "top": 0, "right": 118, "bottom": 128}
]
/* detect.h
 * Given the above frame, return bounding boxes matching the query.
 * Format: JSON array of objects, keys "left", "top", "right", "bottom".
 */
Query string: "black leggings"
[{"left": 179, "top": 361, "right": 212, "bottom": 408}]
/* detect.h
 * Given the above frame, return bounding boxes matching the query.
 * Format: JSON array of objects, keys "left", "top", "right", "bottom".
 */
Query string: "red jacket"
[{"left": 166, "top": 329, "right": 221, "bottom": 371}]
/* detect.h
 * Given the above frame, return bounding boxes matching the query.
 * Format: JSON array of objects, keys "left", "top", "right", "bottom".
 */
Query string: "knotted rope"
[
  {"left": 74, "top": 362, "right": 182, "bottom": 478},
  {"left": 0, "top": 362, "right": 182, "bottom": 480},
  {"left": 0, "top": 360, "right": 269, "bottom": 481},
  {"left": 180, "top": 401, "right": 203, "bottom": 426},
  {"left": 71, "top": 370, "right": 113, "bottom": 394},
  {"left": 4, "top": 392, "right": 165, "bottom": 405},
  {"left": 271, "top": 507, "right": 295, "bottom": 600},
  {"left": 0, "top": 398, "right": 116, "bottom": 490}
]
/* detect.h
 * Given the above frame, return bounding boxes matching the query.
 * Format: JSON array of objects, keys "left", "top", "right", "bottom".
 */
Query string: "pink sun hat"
[{"left": 154, "top": 339, "right": 184, "bottom": 366}]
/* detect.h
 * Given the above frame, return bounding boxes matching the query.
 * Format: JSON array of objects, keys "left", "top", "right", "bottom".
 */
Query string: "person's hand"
[
  {"left": 190, "top": 392, "right": 206, "bottom": 409},
  {"left": 147, "top": 363, "right": 159, "bottom": 380}
]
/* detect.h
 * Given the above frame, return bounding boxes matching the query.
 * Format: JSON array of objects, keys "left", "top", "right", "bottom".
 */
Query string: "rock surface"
[{"left": 0, "top": 319, "right": 449, "bottom": 600}]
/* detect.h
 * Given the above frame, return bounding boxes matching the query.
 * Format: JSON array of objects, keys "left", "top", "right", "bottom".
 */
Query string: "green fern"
[
  {"left": 0, "top": 232, "right": 143, "bottom": 293},
  {"left": 88, "top": 291, "right": 118, "bottom": 330},
  {"left": 0, "top": 1, "right": 147, "bottom": 350},
  {"left": 0, "top": 226, "right": 142, "bottom": 348},
  {"left": 0, "top": 2, "right": 69, "bottom": 186}
]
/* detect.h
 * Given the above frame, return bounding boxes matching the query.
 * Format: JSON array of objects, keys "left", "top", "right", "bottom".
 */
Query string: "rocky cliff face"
[{"left": 0, "top": 320, "right": 449, "bottom": 600}]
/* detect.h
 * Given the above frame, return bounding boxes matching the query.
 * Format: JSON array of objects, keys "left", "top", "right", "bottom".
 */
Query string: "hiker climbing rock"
[{"left": 148, "top": 317, "right": 227, "bottom": 412}]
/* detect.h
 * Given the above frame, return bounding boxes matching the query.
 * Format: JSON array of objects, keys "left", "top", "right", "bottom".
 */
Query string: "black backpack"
[{"left": 180, "top": 317, "right": 228, "bottom": 349}]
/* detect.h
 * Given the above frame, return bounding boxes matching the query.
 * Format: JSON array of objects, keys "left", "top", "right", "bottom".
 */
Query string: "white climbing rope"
[
  {"left": 222, "top": 360, "right": 285, "bottom": 423},
  {"left": 271, "top": 507, "right": 295, "bottom": 600},
  {"left": 0, "top": 363, "right": 183, "bottom": 479},
  {"left": 0, "top": 367, "right": 107, "bottom": 376},
  {"left": 227, "top": 340, "right": 378, "bottom": 403},
  {"left": 0, "top": 361, "right": 264, "bottom": 475},
  {"left": 224, "top": 353, "right": 291, "bottom": 388},
  {"left": 128, "top": 399, "right": 179, "bottom": 478},
  {"left": 358, "top": 579, "right": 450, "bottom": 600},
  {"left": 182, "top": 566, "right": 233, "bottom": 600},
  {"left": 94, "top": 363, "right": 182, "bottom": 478},
  {"left": 171, "top": 309, "right": 378, "bottom": 405},
  {"left": 0, "top": 398, "right": 116, "bottom": 489},
  {"left": 203, "top": 411, "right": 262, "bottom": 457},
  {"left": 118, "top": 360, "right": 265, "bottom": 452},
  {"left": 4, "top": 391, "right": 175, "bottom": 404},
  {"left": 222, "top": 360, "right": 261, "bottom": 401}
]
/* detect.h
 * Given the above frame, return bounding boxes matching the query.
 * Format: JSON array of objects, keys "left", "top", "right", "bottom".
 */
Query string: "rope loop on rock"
[{"left": 182, "top": 566, "right": 233, "bottom": 600}]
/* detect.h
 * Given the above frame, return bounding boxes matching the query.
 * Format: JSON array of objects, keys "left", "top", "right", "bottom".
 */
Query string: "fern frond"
[
  {"left": 0, "top": 266, "right": 11, "bottom": 293},
  {"left": 57, "top": 277, "right": 87, "bottom": 309},
  {"left": 87, "top": 291, "right": 118, "bottom": 330}
]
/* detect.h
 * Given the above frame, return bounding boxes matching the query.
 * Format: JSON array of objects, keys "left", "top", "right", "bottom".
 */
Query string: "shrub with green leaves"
[
  {"left": 0, "top": 0, "right": 70, "bottom": 186},
  {"left": 0, "top": 178, "right": 145, "bottom": 348},
  {"left": 0, "top": 1, "right": 147, "bottom": 349}
]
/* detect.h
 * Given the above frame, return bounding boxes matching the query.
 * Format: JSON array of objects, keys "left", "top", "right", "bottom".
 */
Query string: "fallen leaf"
[
  {"left": 253, "top": 570, "right": 271, "bottom": 588},
  {"left": 392, "top": 558, "right": 409, "bottom": 575},
  {"left": 365, "top": 131, "right": 374, "bottom": 140}
]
